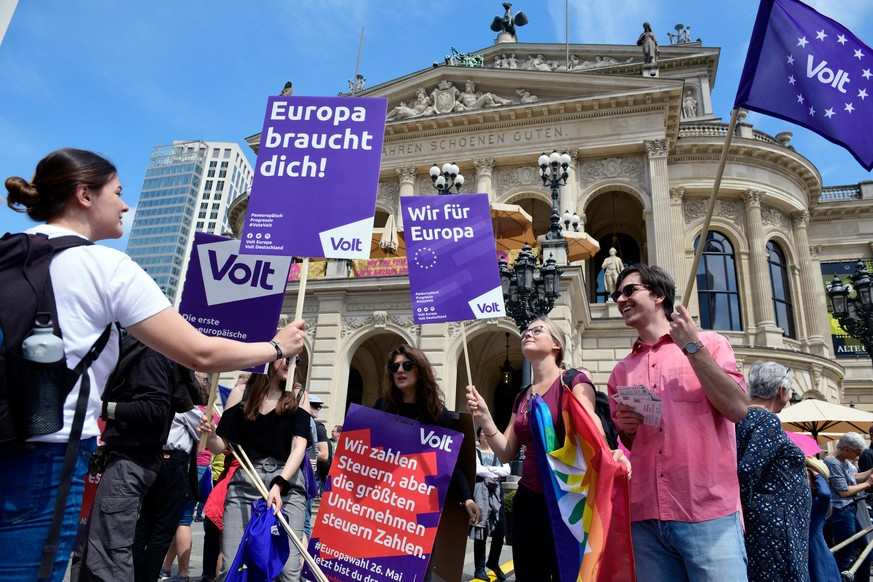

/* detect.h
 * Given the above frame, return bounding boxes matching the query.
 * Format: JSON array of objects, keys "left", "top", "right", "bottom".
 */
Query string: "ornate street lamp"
[
  {"left": 500, "top": 332, "right": 513, "bottom": 385},
  {"left": 429, "top": 162, "right": 465, "bottom": 194},
  {"left": 562, "top": 210, "right": 581, "bottom": 232},
  {"left": 498, "top": 244, "right": 563, "bottom": 331},
  {"left": 826, "top": 261, "right": 873, "bottom": 367},
  {"left": 538, "top": 150, "right": 572, "bottom": 240}
]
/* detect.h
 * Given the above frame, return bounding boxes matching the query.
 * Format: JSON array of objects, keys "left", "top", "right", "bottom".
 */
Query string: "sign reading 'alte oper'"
[{"left": 382, "top": 125, "right": 567, "bottom": 160}]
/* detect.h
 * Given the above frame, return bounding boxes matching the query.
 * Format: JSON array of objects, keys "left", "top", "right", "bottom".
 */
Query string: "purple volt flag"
[
  {"left": 735, "top": 0, "right": 873, "bottom": 170},
  {"left": 240, "top": 96, "right": 388, "bottom": 257},
  {"left": 402, "top": 194, "right": 506, "bottom": 324},
  {"left": 178, "top": 232, "right": 292, "bottom": 373},
  {"left": 306, "top": 404, "right": 462, "bottom": 582}
]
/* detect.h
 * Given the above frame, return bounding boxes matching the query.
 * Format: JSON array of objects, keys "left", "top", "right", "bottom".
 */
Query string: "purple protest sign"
[
  {"left": 402, "top": 194, "right": 506, "bottom": 324},
  {"left": 178, "top": 232, "right": 292, "bottom": 373},
  {"left": 240, "top": 96, "right": 388, "bottom": 258},
  {"left": 306, "top": 404, "right": 462, "bottom": 582}
]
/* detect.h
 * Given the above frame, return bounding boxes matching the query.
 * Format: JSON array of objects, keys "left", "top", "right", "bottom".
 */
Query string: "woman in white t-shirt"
[{"left": 1, "top": 148, "right": 307, "bottom": 582}]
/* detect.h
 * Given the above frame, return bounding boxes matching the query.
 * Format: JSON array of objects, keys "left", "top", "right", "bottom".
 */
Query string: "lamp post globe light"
[
  {"left": 827, "top": 261, "right": 873, "bottom": 367},
  {"left": 498, "top": 244, "right": 563, "bottom": 332},
  {"left": 430, "top": 162, "right": 464, "bottom": 194},
  {"left": 539, "top": 150, "right": 572, "bottom": 240}
]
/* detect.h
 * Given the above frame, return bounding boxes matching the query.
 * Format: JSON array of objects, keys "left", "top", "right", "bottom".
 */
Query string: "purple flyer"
[
  {"left": 240, "top": 95, "right": 388, "bottom": 258},
  {"left": 402, "top": 194, "right": 506, "bottom": 324},
  {"left": 178, "top": 232, "right": 292, "bottom": 373},
  {"left": 306, "top": 404, "right": 462, "bottom": 582}
]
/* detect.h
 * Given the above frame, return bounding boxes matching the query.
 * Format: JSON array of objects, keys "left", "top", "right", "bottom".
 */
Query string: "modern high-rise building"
[{"left": 126, "top": 140, "right": 254, "bottom": 304}]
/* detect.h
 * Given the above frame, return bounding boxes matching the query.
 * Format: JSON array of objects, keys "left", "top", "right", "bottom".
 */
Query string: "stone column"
[
  {"left": 669, "top": 187, "right": 688, "bottom": 304},
  {"left": 309, "top": 292, "right": 346, "bottom": 408},
  {"left": 742, "top": 190, "right": 783, "bottom": 346},
  {"left": 698, "top": 73, "right": 713, "bottom": 116},
  {"left": 644, "top": 139, "right": 678, "bottom": 279},
  {"left": 794, "top": 212, "right": 829, "bottom": 356},
  {"left": 563, "top": 149, "right": 579, "bottom": 216},
  {"left": 474, "top": 157, "right": 495, "bottom": 202},
  {"left": 395, "top": 165, "right": 416, "bottom": 228}
]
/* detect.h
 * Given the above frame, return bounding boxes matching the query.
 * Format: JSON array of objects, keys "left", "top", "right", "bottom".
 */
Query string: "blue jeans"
[
  {"left": 631, "top": 512, "right": 748, "bottom": 582},
  {"left": 0, "top": 438, "right": 97, "bottom": 582}
]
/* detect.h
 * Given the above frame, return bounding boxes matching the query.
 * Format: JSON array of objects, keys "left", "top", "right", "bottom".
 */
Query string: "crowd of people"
[{"left": 1, "top": 147, "right": 866, "bottom": 582}]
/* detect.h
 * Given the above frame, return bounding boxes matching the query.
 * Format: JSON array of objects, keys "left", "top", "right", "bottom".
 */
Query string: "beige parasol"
[
  {"left": 778, "top": 399, "right": 873, "bottom": 442},
  {"left": 537, "top": 231, "right": 600, "bottom": 262}
]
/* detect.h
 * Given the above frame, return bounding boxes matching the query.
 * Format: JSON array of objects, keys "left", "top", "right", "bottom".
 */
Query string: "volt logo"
[
  {"left": 197, "top": 239, "right": 292, "bottom": 306},
  {"left": 209, "top": 251, "right": 276, "bottom": 290},
  {"left": 806, "top": 55, "right": 851, "bottom": 93},
  {"left": 467, "top": 286, "right": 506, "bottom": 320},
  {"left": 420, "top": 428, "right": 454, "bottom": 451},
  {"left": 329, "top": 237, "right": 363, "bottom": 253},
  {"left": 318, "top": 217, "right": 373, "bottom": 259}
]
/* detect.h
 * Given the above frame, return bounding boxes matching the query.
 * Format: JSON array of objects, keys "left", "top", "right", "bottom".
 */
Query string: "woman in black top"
[
  {"left": 212, "top": 358, "right": 311, "bottom": 581},
  {"left": 374, "top": 345, "right": 482, "bottom": 580}
]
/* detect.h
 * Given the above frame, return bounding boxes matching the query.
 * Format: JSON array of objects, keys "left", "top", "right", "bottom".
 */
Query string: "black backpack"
[
  {"left": 0, "top": 232, "right": 112, "bottom": 578},
  {"left": 0, "top": 232, "right": 111, "bottom": 445}
]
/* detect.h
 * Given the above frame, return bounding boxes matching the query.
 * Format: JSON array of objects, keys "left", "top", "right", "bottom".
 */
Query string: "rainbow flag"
[{"left": 530, "top": 390, "right": 635, "bottom": 581}]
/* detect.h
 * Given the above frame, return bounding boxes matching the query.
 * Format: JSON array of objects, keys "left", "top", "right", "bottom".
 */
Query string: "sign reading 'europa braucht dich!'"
[{"left": 240, "top": 95, "right": 388, "bottom": 258}]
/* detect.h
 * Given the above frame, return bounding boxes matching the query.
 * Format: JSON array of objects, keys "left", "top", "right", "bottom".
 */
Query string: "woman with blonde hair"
[{"left": 465, "top": 317, "right": 628, "bottom": 580}]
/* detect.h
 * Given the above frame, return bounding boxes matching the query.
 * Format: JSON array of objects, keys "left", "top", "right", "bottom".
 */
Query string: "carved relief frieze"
[
  {"left": 494, "top": 166, "right": 542, "bottom": 198},
  {"left": 761, "top": 205, "right": 789, "bottom": 230},
  {"left": 576, "top": 156, "right": 645, "bottom": 190},
  {"left": 683, "top": 199, "right": 742, "bottom": 223},
  {"left": 377, "top": 181, "right": 400, "bottom": 211},
  {"left": 341, "top": 316, "right": 372, "bottom": 339},
  {"left": 488, "top": 53, "right": 634, "bottom": 72}
]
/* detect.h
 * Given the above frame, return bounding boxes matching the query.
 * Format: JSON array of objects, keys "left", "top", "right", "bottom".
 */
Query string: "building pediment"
[{"left": 354, "top": 65, "right": 684, "bottom": 153}]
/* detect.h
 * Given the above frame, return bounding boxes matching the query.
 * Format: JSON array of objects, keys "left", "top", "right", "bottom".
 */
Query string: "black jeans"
[
  {"left": 132, "top": 450, "right": 189, "bottom": 582},
  {"left": 200, "top": 516, "right": 221, "bottom": 579},
  {"left": 512, "top": 484, "right": 558, "bottom": 581}
]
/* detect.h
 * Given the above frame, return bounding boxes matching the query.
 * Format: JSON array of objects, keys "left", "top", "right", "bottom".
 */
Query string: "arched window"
[
  {"left": 767, "top": 241, "right": 796, "bottom": 338},
  {"left": 694, "top": 231, "right": 742, "bottom": 331}
]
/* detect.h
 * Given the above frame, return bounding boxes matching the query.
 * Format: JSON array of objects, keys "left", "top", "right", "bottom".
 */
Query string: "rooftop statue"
[
  {"left": 491, "top": 2, "right": 528, "bottom": 40},
  {"left": 435, "top": 47, "right": 484, "bottom": 68},
  {"left": 279, "top": 81, "right": 293, "bottom": 96},
  {"left": 637, "top": 22, "right": 660, "bottom": 65}
]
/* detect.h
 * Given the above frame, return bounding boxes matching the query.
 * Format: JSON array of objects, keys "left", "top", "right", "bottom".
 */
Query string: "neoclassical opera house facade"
[{"left": 228, "top": 30, "right": 873, "bottom": 429}]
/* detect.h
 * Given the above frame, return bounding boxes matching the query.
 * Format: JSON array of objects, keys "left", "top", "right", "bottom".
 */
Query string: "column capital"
[
  {"left": 742, "top": 189, "right": 765, "bottom": 208},
  {"left": 395, "top": 165, "right": 416, "bottom": 184},
  {"left": 473, "top": 157, "right": 495, "bottom": 176},
  {"left": 644, "top": 139, "right": 671, "bottom": 159},
  {"left": 791, "top": 210, "right": 810, "bottom": 229},
  {"left": 669, "top": 187, "right": 685, "bottom": 204},
  {"left": 568, "top": 148, "right": 579, "bottom": 162}
]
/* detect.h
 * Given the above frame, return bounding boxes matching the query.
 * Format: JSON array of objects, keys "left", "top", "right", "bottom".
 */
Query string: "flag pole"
[
  {"left": 230, "top": 444, "right": 329, "bottom": 582},
  {"left": 460, "top": 321, "right": 473, "bottom": 388},
  {"left": 286, "top": 257, "right": 310, "bottom": 391},
  {"left": 681, "top": 108, "right": 741, "bottom": 307},
  {"left": 197, "top": 373, "right": 221, "bottom": 452}
]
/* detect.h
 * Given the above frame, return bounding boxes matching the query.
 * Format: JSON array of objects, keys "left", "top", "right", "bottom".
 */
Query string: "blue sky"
[{"left": 1, "top": 0, "right": 871, "bottom": 250}]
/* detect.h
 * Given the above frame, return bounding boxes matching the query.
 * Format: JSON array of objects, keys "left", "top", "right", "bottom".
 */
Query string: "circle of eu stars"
[{"left": 413, "top": 246, "right": 437, "bottom": 270}]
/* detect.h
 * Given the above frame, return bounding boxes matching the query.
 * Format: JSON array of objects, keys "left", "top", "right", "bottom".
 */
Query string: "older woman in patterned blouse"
[{"left": 736, "top": 361, "right": 811, "bottom": 582}]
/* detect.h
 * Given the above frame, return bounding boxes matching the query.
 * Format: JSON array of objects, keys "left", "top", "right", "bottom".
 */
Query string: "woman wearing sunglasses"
[
  {"left": 374, "top": 345, "right": 482, "bottom": 581},
  {"left": 465, "top": 317, "right": 628, "bottom": 581},
  {"left": 207, "top": 357, "right": 312, "bottom": 581}
]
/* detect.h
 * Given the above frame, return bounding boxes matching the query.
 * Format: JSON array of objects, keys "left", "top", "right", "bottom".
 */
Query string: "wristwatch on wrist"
[{"left": 682, "top": 340, "right": 704, "bottom": 356}]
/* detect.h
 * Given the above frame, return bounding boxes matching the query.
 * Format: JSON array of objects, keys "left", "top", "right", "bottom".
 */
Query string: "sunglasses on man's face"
[
  {"left": 388, "top": 360, "right": 416, "bottom": 374},
  {"left": 611, "top": 283, "right": 650, "bottom": 303}
]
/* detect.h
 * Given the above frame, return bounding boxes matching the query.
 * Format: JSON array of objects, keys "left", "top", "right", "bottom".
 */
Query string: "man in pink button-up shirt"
[{"left": 608, "top": 264, "right": 749, "bottom": 582}]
